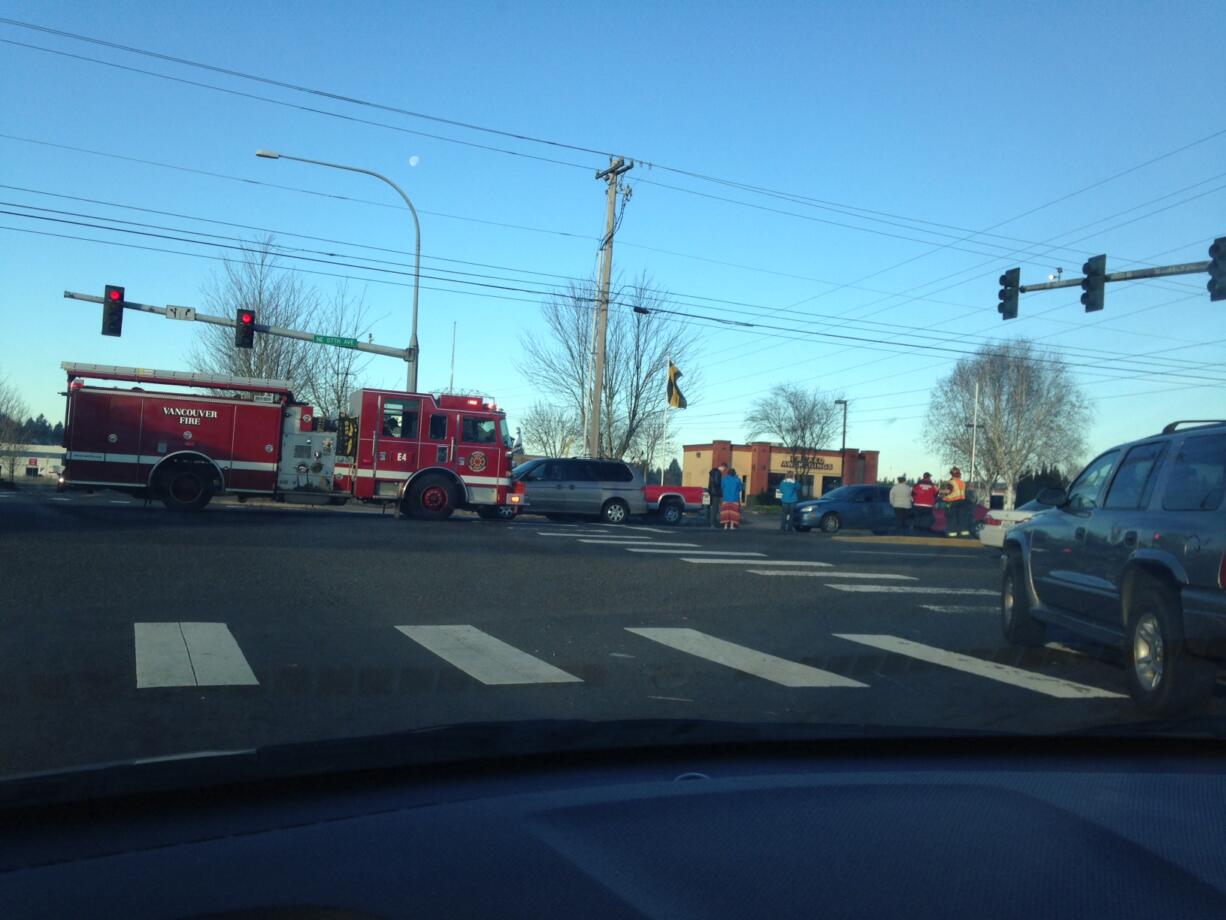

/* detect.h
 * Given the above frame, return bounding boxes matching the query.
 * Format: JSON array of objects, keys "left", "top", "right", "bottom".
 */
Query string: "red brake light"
[
  {"left": 1218, "top": 553, "right": 1226, "bottom": 591},
  {"left": 984, "top": 515, "right": 1000, "bottom": 526}
]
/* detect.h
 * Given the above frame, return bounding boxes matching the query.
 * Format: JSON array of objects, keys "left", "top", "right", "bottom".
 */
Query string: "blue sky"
[{"left": 2, "top": 0, "right": 1224, "bottom": 477}]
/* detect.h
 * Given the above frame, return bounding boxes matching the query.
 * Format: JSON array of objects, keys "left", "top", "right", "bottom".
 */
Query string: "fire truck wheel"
[
  {"left": 405, "top": 474, "right": 457, "bottom": 521},
  {"left": 157, "top": 465, "right": 214, "bottom": 512},
  {"left": 600, "top": 498, "right": 630, "bottom": 525}
]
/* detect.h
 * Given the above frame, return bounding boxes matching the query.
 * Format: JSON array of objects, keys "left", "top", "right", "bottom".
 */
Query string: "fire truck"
[{"left": 58, "top": 363, "right": 513, "bottom": 519}]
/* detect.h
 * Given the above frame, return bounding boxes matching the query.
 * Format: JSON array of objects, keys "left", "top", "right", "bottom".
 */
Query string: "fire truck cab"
[{"left": 334, "top": 388, "right": 513, "bottom": 520}]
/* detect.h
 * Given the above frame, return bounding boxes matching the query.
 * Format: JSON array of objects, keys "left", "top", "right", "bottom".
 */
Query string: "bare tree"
[
  {"left": 517, "top": 274, "right": 699, "bottom": 459},
  {"left": 519, "top": 402, "right": 581, "bottom": 457},
  {"left": 302, "top": 283, "right": 375, "bottom": 421},
  {"left": 745, "top": 384, "right": 840, "bottom": 498},
  {"left": 924, "top": 339, "right": 1090, "bottom": 509},
  {"left": 190, "top": 238, "right": 322, "bottom": 396},
  {"left": 0, "top": 373, "right": 29, "bottom": 483}
]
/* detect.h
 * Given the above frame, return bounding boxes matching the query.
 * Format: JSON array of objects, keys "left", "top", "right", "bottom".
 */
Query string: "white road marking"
[
  {"left": 536, "top": 532, "right": 611, "bottom": 537},
  {"left": 135, "top": 622, "right": 259, "bottom": 688},
  {"left": 748, "top": 570, "right": 917, "bottom": 580},
  {"left": 609, "top": 652, "right": 636, "bottom": 659},
  {"left": 110, "top": 500, "right": 131, "bottom": 504},
  {"left": 648, "top": 695, "right": 695, "bottom": 702},
  {"left": 578, "top": 538, "right": 670, "bottom": 545},
  {"left": 681, "top": 558, "right": 832, "bottom": 567},
  {"left": 396, "top": 625, "right": 581, "bottom": 686},
  {"left": 626, "top": 549, "right": 764, "bottom": 556},
  {"left": 826, "top": 585, "right": 997, "bottom": 595},
  {"left": 620, "top": 525, "right": 672, "bottom": 533},
  {"left": 920, "top": 604, "right": 997, "bottom": 613},
  {"left": 51, "top": 497, "right": 71, "bottom": 502},
  {"left": 627, "top": 627, "right": 866, "bottom": 688},
  {"left": 1045, "top": 642, "right": 1089, "bottom": 658},
  {"left": 834, "top": 634, "right": 1124, "bottom": 699}
]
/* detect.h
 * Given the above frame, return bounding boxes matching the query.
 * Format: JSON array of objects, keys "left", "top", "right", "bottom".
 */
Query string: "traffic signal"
[
  {"left": 235, "top": 309, "right": 256, "bottom": 348},
  {"left": 102, "top": 285, "right": 124, "bottom": 337},
  {"left": 1080, "top": 254, "right": 1106, "bottom": 312},
  {"left": 1209, "top": 237, "right": 1226, "bottom": 303},
  {"left": 997, "top": 268, "right": 1020, "bottom": 320}
]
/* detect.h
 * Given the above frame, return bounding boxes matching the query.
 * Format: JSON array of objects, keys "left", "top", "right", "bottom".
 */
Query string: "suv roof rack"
[{"left": 1161, "top": 420, "right": 1226, "bottom": 434}]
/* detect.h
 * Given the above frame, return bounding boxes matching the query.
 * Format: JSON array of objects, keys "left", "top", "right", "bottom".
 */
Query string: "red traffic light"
[
  {"left": 240, "top": 311, "right": 254, "bottom": 325},
  {"left": 108, "top": 288, "right": 122, "bottom": 301}
]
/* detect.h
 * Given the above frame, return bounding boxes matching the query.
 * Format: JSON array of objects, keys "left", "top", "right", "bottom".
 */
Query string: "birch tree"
[{"left": 924, "top": 339, "right": 1090, "bottom": 509}]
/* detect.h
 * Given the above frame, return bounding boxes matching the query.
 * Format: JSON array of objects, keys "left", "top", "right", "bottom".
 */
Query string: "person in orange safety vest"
[{"left": 940, "top": 466, "right": 970, "bottom": 537}]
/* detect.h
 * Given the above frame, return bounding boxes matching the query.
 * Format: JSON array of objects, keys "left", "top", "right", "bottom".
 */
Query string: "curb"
[{"left": 831, "top": 535, "right": 987, "bottom": 548}]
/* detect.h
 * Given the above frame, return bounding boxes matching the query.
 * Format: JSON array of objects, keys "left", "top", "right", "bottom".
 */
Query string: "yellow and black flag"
[{"left": 667, "top": 362, "right": 687, "bottom": 409}]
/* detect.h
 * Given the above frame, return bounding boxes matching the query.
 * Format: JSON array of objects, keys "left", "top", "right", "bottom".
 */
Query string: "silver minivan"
[{"left": 510, "top": 458, "right": 647, "bottom": 524}]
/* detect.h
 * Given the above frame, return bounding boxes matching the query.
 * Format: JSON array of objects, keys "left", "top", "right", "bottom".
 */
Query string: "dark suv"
[
  {"left": 509, "top": 458, "right": 647, "bottom": 524},
  {"left": 1002, "top": 420, "right": 1226, "bottom": 715}
]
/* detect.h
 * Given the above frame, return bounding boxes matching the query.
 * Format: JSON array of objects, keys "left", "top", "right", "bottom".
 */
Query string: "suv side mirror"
[{"left": 1036, "top": 487, "right": 1067, "bottom": 507}]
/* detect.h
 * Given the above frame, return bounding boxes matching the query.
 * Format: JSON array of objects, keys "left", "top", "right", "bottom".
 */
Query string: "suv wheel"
[
  {"left": 818, "top": 513, "right": 840, "bottom": 534},
  {"left": 601, "top": 498, "right": 629, "bottom": 525},
  {"left": 1125, "top": 582, "right": 1215, "bottom": 716},
  {"left": 1000, "top": 553, "right": 1045, "bottom": 646}
]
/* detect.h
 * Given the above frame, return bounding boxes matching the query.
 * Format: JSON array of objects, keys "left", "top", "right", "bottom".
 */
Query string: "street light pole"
[
  {"left": 256, "top": 149, "right": 421, "bottom": 391},
  {"left": 834, "top": 399, "right": 848, "bottom": 485}
]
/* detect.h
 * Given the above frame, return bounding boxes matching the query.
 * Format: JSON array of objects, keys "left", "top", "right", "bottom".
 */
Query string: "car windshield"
[{"left": 2, "top": 4, "right": 1225, "bottom": 804}]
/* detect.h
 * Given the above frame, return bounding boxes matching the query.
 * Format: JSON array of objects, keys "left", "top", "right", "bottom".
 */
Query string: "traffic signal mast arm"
[
  {"left": 64, "top": 290, "right": 410, "bottom": 361},
  {"left": 1017, "top": 259, "right": 1212, "bottom": 293}
]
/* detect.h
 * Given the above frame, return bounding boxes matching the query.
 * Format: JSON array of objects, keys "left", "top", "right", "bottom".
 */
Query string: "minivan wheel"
[
  {"left": 601, "top": 499, "right": 629, "bottom": 525},
  {"left": 1001, "top": 553, "right": 1045, "bottom": 646},
  {"left": 818, "top": 513, "right": 840, "bottom": 534},
  {"left": 1126, "top": 583, "right": 1215, "bottom": 716}
]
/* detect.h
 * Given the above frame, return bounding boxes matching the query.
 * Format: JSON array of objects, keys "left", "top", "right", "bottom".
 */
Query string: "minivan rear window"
[{"left": 1163, "top": 434, "right": 1226, "bottom": 511}]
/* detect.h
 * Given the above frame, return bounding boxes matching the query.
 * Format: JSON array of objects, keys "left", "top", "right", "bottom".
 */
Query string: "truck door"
[
  {"left": 373, "top": 397, "right": 420, "bottom": 499},
  {"left": 456, "top": 414, "right": 500, "bottom": 499},
  {"left": 104, "top": 394, "right": 143, "bottom": 484}
]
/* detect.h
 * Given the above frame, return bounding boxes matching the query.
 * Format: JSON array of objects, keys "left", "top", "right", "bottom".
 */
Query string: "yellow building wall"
[
  {"left": 768, "top": 451, "right": 842, "bottom": 476},
  {"left": 682, "top": 449, "right": 710, "bottom": 488}
]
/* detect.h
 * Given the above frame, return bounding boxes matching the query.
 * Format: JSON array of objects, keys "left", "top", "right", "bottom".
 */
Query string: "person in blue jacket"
[
  {"left": 778, "top": 472, "right": 800, "bottom": 531},
  {"left": 720, "top": 467, "right": 744, "bottom": 530}
]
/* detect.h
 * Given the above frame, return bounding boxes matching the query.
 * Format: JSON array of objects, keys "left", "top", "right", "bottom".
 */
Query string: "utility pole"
[
  {"left": 588, "top": 156, "right": 633, "bottom": 458},
  {"left": 969, "top": 380, "right": 980, "bottom": 496},
  {"left": 449, "top": 321, "right": 457, "bottom": 393}
]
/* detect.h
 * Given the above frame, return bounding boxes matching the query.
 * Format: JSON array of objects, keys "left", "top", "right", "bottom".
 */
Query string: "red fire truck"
[{"left": 59, "top": 363, "right": 513, "bottom": 519}]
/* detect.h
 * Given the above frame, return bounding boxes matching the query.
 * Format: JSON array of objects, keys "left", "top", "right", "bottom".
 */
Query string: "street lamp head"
[
  {"left": 255, "top": 149, "right": 281, "bottom": 159},
  {"left": 835, "top": 399, "right": 847, "bottom": 406}
]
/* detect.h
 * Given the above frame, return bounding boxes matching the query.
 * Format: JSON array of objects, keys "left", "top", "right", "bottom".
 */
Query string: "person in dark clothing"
[{"left": 708, "top": 463, "right": 727, "bottom": 528}]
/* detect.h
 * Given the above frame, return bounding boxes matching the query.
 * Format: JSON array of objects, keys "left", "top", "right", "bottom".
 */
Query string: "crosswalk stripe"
[
  {"left": 396, "top": 625, "right": 582, "bottom": 685},
  {"left": 627, "top": 627, "right": 866, "bottom": 688},
  {"left": 535, "top": 532, "right": 611, "bottom": 537},
  {"left": 135, "top": 622, "right": 259, "bottom": 688},
  {"left": 834, "top": 634, "right": 1124, "bottom": 699},
  {"left": 747, "top": 570, "right": 917, "bottom": 580},
  {"left": 920, "top": 604, "right": 997, "bottom": 613},
  {"left": 826, "top": 586, "right": 997, "bottom": 595},
  {"left": 577, "top": 538, "right": 662, "bottom": 544},
  {"left": 626, "top": 549, "right": 766, "bottom": 556},
  {"left": 680, "top": 558, "right": 832, "bottom": 567},
  {"left": 620, "top": 525, "right": 672, "bottom": 533}
]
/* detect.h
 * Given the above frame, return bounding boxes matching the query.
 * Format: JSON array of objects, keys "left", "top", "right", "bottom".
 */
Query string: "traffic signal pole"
[
  {"left": 63, "top": 291, "right": 411, "bottom": 361},
  {"left": 1018, "top": 259, "right": 1211, "bottom": 294}
]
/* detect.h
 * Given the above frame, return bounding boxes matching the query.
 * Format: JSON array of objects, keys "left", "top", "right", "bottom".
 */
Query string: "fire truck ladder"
[{"left": 62, "top": 362, "right": 294, "bottom": 396}]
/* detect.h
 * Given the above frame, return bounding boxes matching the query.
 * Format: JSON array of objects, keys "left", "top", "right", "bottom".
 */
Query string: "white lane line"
[
  {"left": 51, "top": 497, "right": 71, "bottom": 502},
  {"left": 920, "top": 604, "right": 997, "bottom": 613},
  {"left": 536, "top": 532, "right": 612, "bottom": 537},
  {"left": 110, "top": 500, "right": 131, "bottom": 504},
  {"left": 748, "top": 570, "right": 917, "bottom": 580},
  {"left": 135, "top": 622, "right": 259, "bottom": 688},
  {"left": 834, "top": 634, "right": 1124, "bottom": 699},
  {"left": 627, "top": 627, "right": 866, "bottom": 688},
  {"left": 620, "top": 525, "right": 672, "bottom": 533},
  {"left": 826, "top": 585, "right": 998, "bottom": 595},
  {"left": 681, "top": 558, "right": 832, "bottom": 567},
  {"left": 648, "top": 695, "right": 695, "bottom": 703},
  {"left": 578, "top": 538, "right": 669, "bottom": 545},
  {"left": 626, "top": 549, "right": 764, "bottom": 556},
  {"left": 396, "top": 625, "right": 581, "bottom": 685}
]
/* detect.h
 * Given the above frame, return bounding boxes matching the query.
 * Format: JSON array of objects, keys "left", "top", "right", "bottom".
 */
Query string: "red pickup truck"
[{"left": 643, "top": 484, "right": 707, "bottom": 524}]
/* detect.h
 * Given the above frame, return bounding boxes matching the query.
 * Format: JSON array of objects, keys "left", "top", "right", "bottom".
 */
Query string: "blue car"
[{"left": 792, "top": 485, "right": 893, "bottom": 534}]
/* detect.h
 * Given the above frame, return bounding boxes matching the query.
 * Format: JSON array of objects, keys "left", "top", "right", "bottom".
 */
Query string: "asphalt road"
[{"left": 2, "top": 485, "right": 1214, "bottom": 776}]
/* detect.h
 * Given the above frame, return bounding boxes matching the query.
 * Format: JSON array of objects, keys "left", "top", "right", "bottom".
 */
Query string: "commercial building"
[
  {"left": 682, "top": 440, "right": 879, "bottom": 499},
  {"left": 0, "top": 443, "right": 64, "bottom": 480}
]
